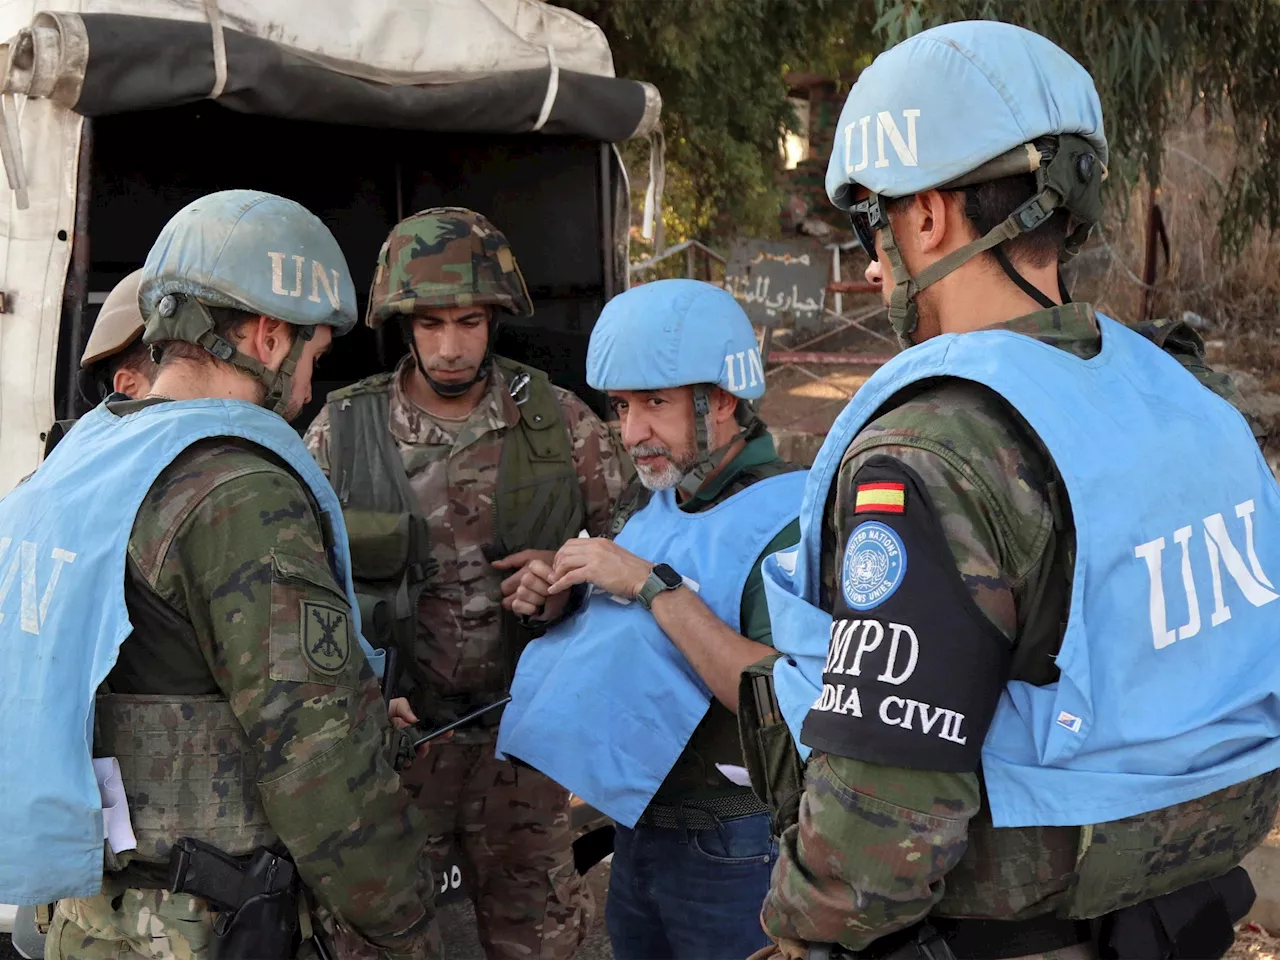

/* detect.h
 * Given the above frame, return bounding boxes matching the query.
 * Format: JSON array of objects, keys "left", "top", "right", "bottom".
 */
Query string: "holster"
[
  {"left": 1096, "top": 865, "right": 1255, "bottom": 960},
  {"left": 738, "top": 655, "right": 806, "bottom": 835},
  {"left": 169, "top": 837, "right": 301, "bottom": 959}
]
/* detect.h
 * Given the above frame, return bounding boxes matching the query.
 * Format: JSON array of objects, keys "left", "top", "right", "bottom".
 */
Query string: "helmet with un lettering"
[
  {"left": 825, "top": 21, "right": 1108, "bottom": 347},
  {"left": 139, "top": 190, "right": 357, "bottom": 414},
  {"left": 587, "top": 279, "right": 765, "bottom": 400},
  {"left": 588, "top": 279, "right": 765, "bottom": 497}
]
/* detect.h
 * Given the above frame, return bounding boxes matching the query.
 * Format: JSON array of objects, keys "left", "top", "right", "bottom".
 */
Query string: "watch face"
[{"left": 653, "top": 563, "right": 683, "bottom": 589}]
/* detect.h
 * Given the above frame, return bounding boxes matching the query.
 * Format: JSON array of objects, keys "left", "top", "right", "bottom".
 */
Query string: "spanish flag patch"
[{"left": 854, "top": 481, "right": 906, "bottom": 514}]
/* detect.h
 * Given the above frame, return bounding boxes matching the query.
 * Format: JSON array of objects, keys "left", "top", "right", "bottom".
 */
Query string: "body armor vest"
[{"left": 324, "top": 357, "right": 585, "bottom": 704}]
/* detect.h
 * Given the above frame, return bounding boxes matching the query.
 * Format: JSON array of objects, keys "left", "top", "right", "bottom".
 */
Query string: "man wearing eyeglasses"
[{"left": 746, "top": 20, "right": 1280, "bottom": 960}]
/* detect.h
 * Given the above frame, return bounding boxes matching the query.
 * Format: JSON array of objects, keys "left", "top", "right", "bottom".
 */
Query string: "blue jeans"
[{"left": 606, "top": 810, "right": 778, "bottom": 960}]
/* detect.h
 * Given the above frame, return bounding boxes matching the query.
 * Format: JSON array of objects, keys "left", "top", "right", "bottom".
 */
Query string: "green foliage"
[
  {"left": 561, "top": 0, "right": 878, "bottom": 244},
  {"left": 873, "top": 0, "right": 1280, "bottom": 251},
  {"left": 573, "top": 0, "right": 1280, "bottom": 253}
]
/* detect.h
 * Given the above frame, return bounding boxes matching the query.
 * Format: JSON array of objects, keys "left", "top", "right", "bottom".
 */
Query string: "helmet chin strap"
[
  {"left": 148, "top": 294, "right": 310, "bottom": 415},
  {"left": 403, "top": 318, "right": 495, "bottom": 399},
  {"left": 674, "top": 385, "right": 744, "bottom": 499},
  {"left": 872, "top": 135, "right": 1103, "bottom": 349},
  {"left": 878, "top": 200, "right": 1064, "bottom": 350}
]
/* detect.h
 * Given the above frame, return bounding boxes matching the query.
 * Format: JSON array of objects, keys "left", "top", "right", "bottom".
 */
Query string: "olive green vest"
[
  {"left": 95, "top": 693, "right": 276, "bottom": 865},
  {"left": 324, "top": 357, "right": 585, "bottom": 711}
]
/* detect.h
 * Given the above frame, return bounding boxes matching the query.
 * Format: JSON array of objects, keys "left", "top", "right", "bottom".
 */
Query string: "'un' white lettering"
[
  {"left": 0, "top": 537, "right": 20, "bottom": 630},
  {"left": 1204, "top": 506, "right": 1278, "bottom": 626},
  {"left": 1173, "top": 526, "right": 1201, "bottom": 641},
  {"left": 1135, "top": 536, "right": 1176, "bottom": 649},
  {"left": 39, "top": 548, "right": 77, "bottom": 629},
  {"left": 1236, "top": 500, "right": 1274, "bottom": 588},
  {"left": 0, "top": 540, "right": 76, "bottom": 635},
  {"left": 874, "top": 110, "right": 921, "bottom": 169},
  {"left": 308, "top": 261, "right": 342, "bottom": 309},
  {"left": 746, "top": 348, "right": 764, "bottom": 389},
  {"left": 1137, "top": 499, "right": 1278, "bottom": 648},
  {"left": 724, "top": 352, "right": 744, "bottom": 393}
]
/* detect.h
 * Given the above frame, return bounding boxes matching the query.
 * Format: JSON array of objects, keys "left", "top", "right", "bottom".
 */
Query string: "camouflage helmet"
[
  {"left": 81, "top": 269, "right": 144, "bottom": 369},
  {"left": 365, "top": 207, "right": 533, "bottom": 329}
]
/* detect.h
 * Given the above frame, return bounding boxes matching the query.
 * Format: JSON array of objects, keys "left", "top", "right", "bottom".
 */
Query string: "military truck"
[
  {"left": 0, "top": 0, "right": 659, "bottom": 493},
  {"left": 0, "top": 0, "right": 650, "bottom": 945}
]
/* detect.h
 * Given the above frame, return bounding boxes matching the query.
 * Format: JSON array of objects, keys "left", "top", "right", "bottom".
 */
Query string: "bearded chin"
[
  {"left": 636, "top": 460, "right": 684, "bottom": 491},
  {"left": 631, "top": 445, "right": 699, "bottom": 492}
]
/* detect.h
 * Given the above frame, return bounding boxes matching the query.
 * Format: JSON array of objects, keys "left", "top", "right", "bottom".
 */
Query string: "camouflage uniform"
[
  {"left": 49, "top": 420, "right": 435, "bottom": 960},
  {"left": 304, "top": 207, "right": 625, "bottom": 960},
  {"left": 758, "top": 306, "right": 1280, "bottom": 955}
]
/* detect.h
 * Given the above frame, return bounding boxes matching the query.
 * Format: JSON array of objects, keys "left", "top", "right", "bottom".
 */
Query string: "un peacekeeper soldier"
[
  {"left": 80, "top": 269, "right": 157, "bottom": 401},
  {"left": 496, "top": 279, "right": 806, "bottom": 960},
  {"left": 0, "top": 190, "right": 434, "bottom": 959},
  {"left": 752, "top": 22, "right": 1280, "bottom": 960},
  {"left": 304, "top": 207, "right": 622, "bottom": 960},
  {"left": 40, "top": 270, "right": 158, "bottom": 460}
]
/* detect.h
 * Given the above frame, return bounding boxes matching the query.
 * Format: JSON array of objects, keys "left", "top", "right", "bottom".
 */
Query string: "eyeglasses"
[{"left": 847, "top": 194, "right": 888, "bottom": 262}]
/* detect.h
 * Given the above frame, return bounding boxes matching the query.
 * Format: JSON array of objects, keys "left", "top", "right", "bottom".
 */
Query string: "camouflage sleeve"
[
  {"left": 303, "top": 404, "right": 333, "bottom": 476},
  {"left": 763, "top": 385, "right": 1053, "bottom": 951},
  {"left": 558, "top": 390, "right": 627, "bottom": 537},
  {"left": 1134, "top": 316, "right": 1268, "bottom": 447},
  {"left": 143, "top": 458, "right": 432, "bottom": 954}
]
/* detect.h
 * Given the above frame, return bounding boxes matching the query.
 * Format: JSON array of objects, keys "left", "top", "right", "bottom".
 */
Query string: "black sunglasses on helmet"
[{"left": 847, "top": 194, "right": 889, "bottom": 261}]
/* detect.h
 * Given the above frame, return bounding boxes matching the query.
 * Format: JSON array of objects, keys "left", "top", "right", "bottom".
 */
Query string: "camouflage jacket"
[
  {"left": 761, "top": 305, "right": 1279, "bottom": 951},
  {"left": 305, "top": 358, "right": 625, "bottom": 712},
  {"left": 112, "top": 423, "right": 432, "bottom": 955}
]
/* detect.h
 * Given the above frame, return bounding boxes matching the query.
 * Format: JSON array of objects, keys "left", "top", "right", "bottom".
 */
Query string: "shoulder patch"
[
  {"left": 854, "top": 480, "right": 905, "bottom": 514},
  {"left": 802, "top": 455, "right": 1010, "bottom": 774},
  {"left": 841, "top": 520, "right": 907, "bottom": 610},
  {"left": 300, "top": 600, "right": 351, "bottom": 674}
]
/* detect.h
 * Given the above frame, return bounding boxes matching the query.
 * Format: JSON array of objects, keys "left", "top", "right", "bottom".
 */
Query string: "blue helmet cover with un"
[
  {"left": 587, "top": 279, "right": 766, "bottom": 400},
  {"left": 825, "top": 20, "right": 1108, "bottom": 210},
  {"left": 140, "top": 189, "right": 358, "bottom": 335}
]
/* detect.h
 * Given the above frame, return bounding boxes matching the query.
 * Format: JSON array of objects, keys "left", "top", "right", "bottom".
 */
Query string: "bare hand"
[
  {"left": 493, "top": 548, "right": 557, "bottom": 585},
  {"left": 388, "top": 696, "right": 441, "bottom": 760},
  {"left": 548, "top": 538, "right": 652, "bottom": 599},
  {"left": 502, "top": 558, "right": 572, "bottom": 619},
  {"left": 495, "top": 548, "right": 571, "bottom": 619}
]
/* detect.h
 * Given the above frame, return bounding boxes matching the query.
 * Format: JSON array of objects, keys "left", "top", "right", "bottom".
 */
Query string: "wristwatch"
[{"left": 637, "top": 563, "right": 684, "bottom": 610}]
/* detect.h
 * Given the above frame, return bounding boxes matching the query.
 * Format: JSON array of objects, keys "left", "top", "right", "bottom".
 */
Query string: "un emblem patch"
[
  {"left": 841, "top": 521, "right": 907, "bottom": 611},
  {"left": 299, "top": 600, "right": 351, "bottom": 675}
]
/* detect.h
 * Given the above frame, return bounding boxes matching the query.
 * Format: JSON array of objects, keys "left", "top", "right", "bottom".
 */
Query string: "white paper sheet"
[{"left": 93, "top": 757, "right": 138, "bottom": 854}]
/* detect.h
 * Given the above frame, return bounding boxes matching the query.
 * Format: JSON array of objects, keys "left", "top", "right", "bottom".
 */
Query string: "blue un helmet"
[
  {"left": 139, "top": 189, "right": 357, "bottom": 414},
  {"left": 826, "top": 21, "right": 1108, "bottom": 348},
  {"left": 588, "top": 279, "right": 765, "bottom": 495}
]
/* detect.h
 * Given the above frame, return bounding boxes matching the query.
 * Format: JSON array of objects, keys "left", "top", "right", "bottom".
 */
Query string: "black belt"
[
  {"left": 635, "top": 793, "right": 769, "bottom": 830},
  {"left": 845, "top": 916, "right": 1091, "bottom": 960},
  {"left": 932, "top": 916, "right": 1092, "bottom": 960}
]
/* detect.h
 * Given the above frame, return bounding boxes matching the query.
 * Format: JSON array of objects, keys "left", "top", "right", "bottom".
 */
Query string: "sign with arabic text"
[{"left": 724, "top": 238, "right": 828, "bottom": 331}]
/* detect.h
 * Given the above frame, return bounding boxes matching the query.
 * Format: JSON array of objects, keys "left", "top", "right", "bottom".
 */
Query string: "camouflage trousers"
[
  {"left": 46, "top": 887, "right": 396, "bottom": 960},
  {"left": 46, "top": 889, "right": 215, "bottom": 960},
  {"left": 400, "top": 737, "right": 594, "bottom": 960}
]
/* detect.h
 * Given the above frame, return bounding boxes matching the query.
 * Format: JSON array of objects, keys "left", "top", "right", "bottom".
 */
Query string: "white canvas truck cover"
[{"left": 0, "top": 0, "right": 660, "bottom": 494}]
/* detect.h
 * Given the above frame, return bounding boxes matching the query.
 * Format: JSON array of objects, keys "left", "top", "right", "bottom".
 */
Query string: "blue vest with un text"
[
  {"left": 0, "top": 399, "right": 381, "bottom": 905},
  {"left": 767, "top": 315, "right": 1280, "bottom": 828},
  {"left": 497, "top": 470, "right": 806, "bottom": 827}
]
